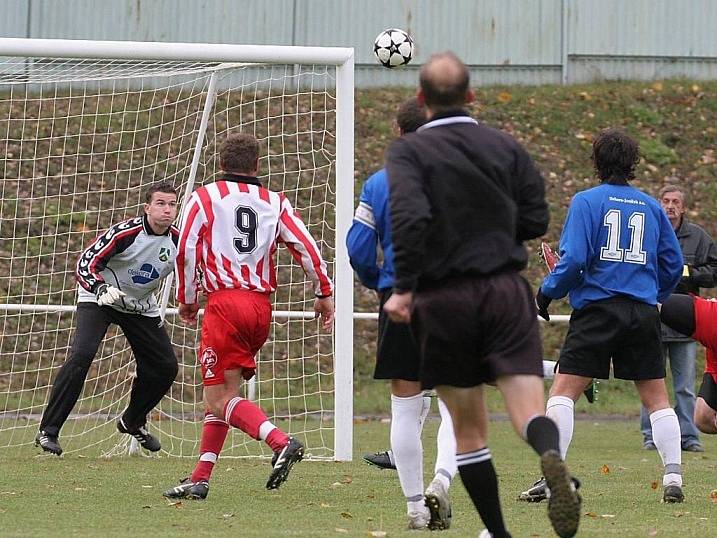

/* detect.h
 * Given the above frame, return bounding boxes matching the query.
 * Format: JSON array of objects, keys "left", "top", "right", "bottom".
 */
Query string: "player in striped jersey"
[
  {"left": 164, "top": 133, "right": 334, "bottom": 500},
  {"left": 35, "top": 182, "right": 180, "bottom": 456}
]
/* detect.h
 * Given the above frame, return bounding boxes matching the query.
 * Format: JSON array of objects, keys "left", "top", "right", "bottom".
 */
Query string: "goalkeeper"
[{"left": 35, "top": 182, "right": 180, "bottom": 456}]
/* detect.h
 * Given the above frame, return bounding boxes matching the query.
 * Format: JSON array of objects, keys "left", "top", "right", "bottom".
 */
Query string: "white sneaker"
[
  {"left": 407, "top": 510, "right": 430, "bottom": 530},
  {"left": 424, "top": 478, "right": 452, "bottom": 530},
  {"left": 478, "top": 530, "right": 493, "bottom": 538}
]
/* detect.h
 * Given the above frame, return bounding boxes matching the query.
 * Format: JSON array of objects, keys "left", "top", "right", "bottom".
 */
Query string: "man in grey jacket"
[{"left": 641, "top": 184, "right": 717, "bottom": 452}]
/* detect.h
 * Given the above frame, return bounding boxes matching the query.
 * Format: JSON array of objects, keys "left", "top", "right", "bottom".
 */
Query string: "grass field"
[{"left": 1, "top": 419, "right": 716, "bottom": 537}]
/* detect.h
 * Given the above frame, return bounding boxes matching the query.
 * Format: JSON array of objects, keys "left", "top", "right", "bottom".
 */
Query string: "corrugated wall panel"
[
  {"left": 28, "top": 0, "right": 294, "bottom": 45},
  {"left": 1, "top": 0, "right": 30, "bottom": 38},
  {"left": 295, "top": 0, "right": 561, "bottom": 66},
  {"left": 570, "top": 0, "right": 717, "bottom": 57}
]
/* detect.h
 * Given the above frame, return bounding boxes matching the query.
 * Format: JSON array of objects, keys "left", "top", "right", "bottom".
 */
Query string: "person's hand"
[
  {"left": 535, "top": 288, "right": 552, "bottom": 321},
  {"left": 384, "top": 291, "right": 413, "bottom": 323},
  {"left": 95, "top": 283, "right": 126, "bottom": 306},
  {"left": 314, "top": 296, "right": 334, "bottom": 331},
  {"left": 179, "top": 303, "right": 200, "bottom": 325}
]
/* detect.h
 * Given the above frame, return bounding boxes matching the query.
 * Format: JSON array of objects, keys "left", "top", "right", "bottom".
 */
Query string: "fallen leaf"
[
  {"left": 497, "top": 91, "right": 512, "bottom": 104},
  {"left": 600, "top": 464, "right": 610, "bottom": 475},
  {"left": 74, "top": 487, "right": 87, "bottom": 491},
  {"left": 142, "top": 505, "right": 151, "bottom": 509},
  {"left": 331, "top": 482, "right": 343, "bottom": 487},
  {"left": 167, "top": 501, "right": 183, "bottom": 508},
  {"left": 651, "top": 82, "right": 664, "bottom": 92},
  {"left": 369, "top": 532, "right": 387, "bottom": 537},
  {"left": 648, "top": 529, "right": 658, "bottom": 536},
  {"left": 340, "top": 476, "right": 353, "bottom": 484},
  {"left": 585, "top": 512, "right": 598, "bottom": 518},
  {"left": 334, "top": 529, "right": 349, "bottom": 534},
  {"left": 320, "top": 503, "right": 331, "bottom": 508},
  {"left": 601, "top": 514, "right": 616, "bottom": 518},
  {"left": 710, "top": 489, "right": 717, "bottom": 502},
  {"left": 141, "top": 485, "right": 153, "bottom": 489},
  {"left": 651, "top": 481, "right": 659, "bottom": 490},
  {"left": 223, "top": 513, "right": 234, "bottom": 519},
  {"left": 340, "top": 511, "right": 353, "bottom": 519}
]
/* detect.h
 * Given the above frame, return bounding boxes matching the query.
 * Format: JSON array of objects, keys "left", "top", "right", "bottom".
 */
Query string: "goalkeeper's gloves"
[
  {"left": 95, "top": 283, "right": 126, "bottom": 306},
  {"left": 535, "top": 288, "right": 552, "bottom": 321}
]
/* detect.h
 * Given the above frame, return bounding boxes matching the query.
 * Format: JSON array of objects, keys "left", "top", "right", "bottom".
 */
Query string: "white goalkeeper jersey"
[
  {"left": 76, "top": 215, "right": 179, "bottom": 316},
  {"left": 176, "top": 174, "right": 333, "bottom": 304}
]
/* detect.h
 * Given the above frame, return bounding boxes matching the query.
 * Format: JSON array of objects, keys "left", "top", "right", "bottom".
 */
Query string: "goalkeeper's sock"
[
  {"left": 546, "top": 396, "right": 575, "bottom": 460},
  {"left": 650, "top": 408, "right": 682, "bottom": 486},
  {"left": 191, "top": 413, "right": 229, "bottom": 483}
]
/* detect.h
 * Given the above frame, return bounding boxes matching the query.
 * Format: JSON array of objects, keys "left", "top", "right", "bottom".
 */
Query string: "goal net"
[{"left": 0, "top": 39, "right": 354, "bottom": 460}]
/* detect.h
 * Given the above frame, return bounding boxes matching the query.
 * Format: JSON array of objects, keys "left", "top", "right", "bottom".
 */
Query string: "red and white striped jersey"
[{"left": 176, "top": 175, "right": 333, "bottom": 304}]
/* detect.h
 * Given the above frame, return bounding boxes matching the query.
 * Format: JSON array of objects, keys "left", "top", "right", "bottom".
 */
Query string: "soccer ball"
[{"left": 373, "top": 29, "right": 414, "bottom": 68}]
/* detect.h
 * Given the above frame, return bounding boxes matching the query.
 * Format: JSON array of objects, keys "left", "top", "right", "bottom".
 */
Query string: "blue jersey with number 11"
[{"left": 541, "top": 183, "right": 683, "bottom": 309}]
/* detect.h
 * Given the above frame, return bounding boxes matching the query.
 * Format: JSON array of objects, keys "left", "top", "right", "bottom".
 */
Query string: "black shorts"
[
  {"left": 374, "top": 289, "right": 421, "bottom": 381},
  {"left": 558, "top": 297, "right": 664, "bottom": 381},
  {"left": 698, "top": 372, "right": 717, "bottom": 411},
  {"left": 410, "top": 272, "right": 543, "bottom": 388}
]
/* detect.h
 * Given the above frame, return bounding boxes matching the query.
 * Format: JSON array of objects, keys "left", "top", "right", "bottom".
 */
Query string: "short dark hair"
[
  {"left": 419, "top": 51, "right": 470, "bottom": 111},
  {"left": 659, "top": 183, "right": 689, "bottom": 205},
  {"left": 396, "top": 97, "right": 427, "bottom": 134},
  {"left": 591, "top": 128, "right": 640, "bottom": 184},
  {"left": 220, "top": 133, "right": 260, "bottom": 174},
  {"left": 144, "top": 181, "right": 177, "bottom": 204}
]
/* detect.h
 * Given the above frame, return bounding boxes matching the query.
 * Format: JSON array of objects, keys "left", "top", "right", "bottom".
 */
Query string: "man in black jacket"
[
  {"left": 640, "top": 184, "right": 717, "bottom": 452},
  {"left": 383, "top": 51, "right": 580, "bottom": 538}
]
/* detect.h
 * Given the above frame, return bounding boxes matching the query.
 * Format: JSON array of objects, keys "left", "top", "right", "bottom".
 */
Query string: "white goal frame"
[{"left": 0, "top": 38, "right": 355, "bottom": 461}]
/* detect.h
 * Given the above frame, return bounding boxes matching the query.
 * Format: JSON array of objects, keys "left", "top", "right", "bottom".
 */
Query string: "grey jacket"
[{"left": 662, "top": 217, "right": 717, "bottom": 341}]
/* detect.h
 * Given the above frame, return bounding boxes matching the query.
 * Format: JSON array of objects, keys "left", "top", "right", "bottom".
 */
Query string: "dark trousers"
[{"left": 39, "top": 303, "right": 178, "bottom": 437}]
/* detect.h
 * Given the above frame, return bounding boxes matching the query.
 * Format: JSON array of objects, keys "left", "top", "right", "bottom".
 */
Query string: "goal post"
[{"left": 0, "top": 38, "right": 354, "bottom": 461}]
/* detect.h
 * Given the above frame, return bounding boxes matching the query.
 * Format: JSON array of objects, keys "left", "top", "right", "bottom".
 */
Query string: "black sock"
[
  {"left": 525, "top": 415, "right": 560, "bottom": 457},
  {"left": 457, "top": 447, "right": 511, "bottom": 538}
]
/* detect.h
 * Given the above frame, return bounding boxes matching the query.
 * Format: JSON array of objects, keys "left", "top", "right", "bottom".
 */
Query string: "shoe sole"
[
  {"left": 542, "top": 450, "right": 581, "bottom": 538},
  {"left": 266, "top": 443, "right": 304, "bottom": 490},
  {"left": 663, "top": 486, "right": 684, "bottom": 503},
  {"left": 424, "top": 491, "right": 451, "bottom": 530}
]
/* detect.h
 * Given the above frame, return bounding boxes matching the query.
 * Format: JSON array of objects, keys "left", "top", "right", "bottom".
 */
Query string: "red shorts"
[
  {"left": 198, "top": 289, "right": 271, "bottom": 386},
  {"left": 693, "top": 296, "right": 717, "bottom": 382}
]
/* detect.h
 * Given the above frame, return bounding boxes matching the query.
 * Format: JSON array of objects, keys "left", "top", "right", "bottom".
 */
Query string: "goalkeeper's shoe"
[
  {"left": 363, "top": 450, "right": 396, "bottom": 470},
  {"left": 266, "top": 437, "right": 304, "bottom": 490},
  {"left": 163, "top": 477, "right": 209, "bottom": 500},
  {"left": 35, "top": 431, "right": 63, "bottom": 456},
  {"left": 583, "top": 379, "right": 598, "bottom": 404},
  {"left": 116, "top": 418, "right": 161, "bottom": 452}
]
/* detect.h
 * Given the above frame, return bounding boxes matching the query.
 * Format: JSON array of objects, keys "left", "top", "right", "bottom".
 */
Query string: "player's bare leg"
[
  {"left": 694, "top": 398, "right": 717, "bottom": 434},
  {"left": 498, "top": 374, "right": 581, "bottom": 538},
  {"left": 635, "top": 378, "right": 684, "bottom": 502},
  {"left": 437, "top": 385, "right": 512, "bottom": 537}
]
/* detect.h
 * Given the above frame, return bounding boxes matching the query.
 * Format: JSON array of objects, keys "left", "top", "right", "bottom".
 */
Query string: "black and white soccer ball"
[{"left": 373, "top": 28, "right": 414, "bottom": 68}]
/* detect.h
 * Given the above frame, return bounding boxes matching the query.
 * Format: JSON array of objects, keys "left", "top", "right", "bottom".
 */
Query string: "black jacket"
[
  {"left": 663, "top": 217, "right": 717, "bottom": 341},
  {"left": 386, "top": 110, "right": 549, "bottom": 291}
]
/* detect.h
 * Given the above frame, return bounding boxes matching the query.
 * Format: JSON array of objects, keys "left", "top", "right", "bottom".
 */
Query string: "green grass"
[{"left": 1, "top": 420, "right": 716, "bottom": 536}]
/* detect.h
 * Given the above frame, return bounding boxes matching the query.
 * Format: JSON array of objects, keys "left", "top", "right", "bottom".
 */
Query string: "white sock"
[
  {"left": 434, "top": 398, "right": 456, "bottom": 483},
  {"left": 391, "top": 393, "right": 425, "bottom": 501},
  {"left": 543, "top": 360, "right": 557, "bottom": 379},
  {"left": 420, "top": 394, "right": 431, "bottom": 428},
  {"left": 546, "top": 395, "right": 574, "bottom": 460},
  {"left": 407, "top": 499, "right": 429, "bottom": 515},
  {"left": 650, "top": 408, "right": 682, "bottom": 486}
]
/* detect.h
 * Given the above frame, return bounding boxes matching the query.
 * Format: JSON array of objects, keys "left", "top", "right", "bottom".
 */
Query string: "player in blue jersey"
[
  {"left": 347, "top": 97, "right": 457, "bottom": 530},
  {"left": 520, "top": 128, "right": 685, "bottom": 504}
]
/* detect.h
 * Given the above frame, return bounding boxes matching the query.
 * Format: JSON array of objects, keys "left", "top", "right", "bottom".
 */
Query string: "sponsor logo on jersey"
[
  {"left": 200, "top": 348, "right": 218, "bottom": 370},
  {"left": 158, "top": 247, "right": 171, "bottom": 262},
  {"left": 128, "top": 263, "right": 160, "bottom": 284}
]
